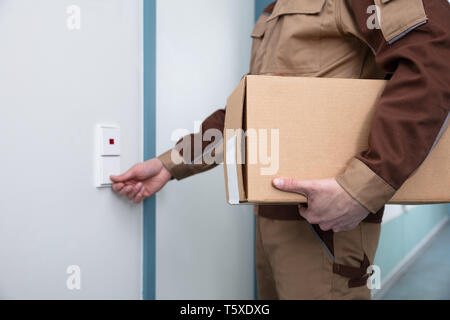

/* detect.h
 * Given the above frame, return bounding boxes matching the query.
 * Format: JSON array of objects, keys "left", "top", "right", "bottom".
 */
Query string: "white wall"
[
  {"left": 0, "top": 0, "right": 143, "bottom": 299},
  {"left": 156, "top": 0, "right": 255, "bottom": 299}
]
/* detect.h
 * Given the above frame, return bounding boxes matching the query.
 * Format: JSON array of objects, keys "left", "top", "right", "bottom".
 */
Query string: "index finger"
[{"left": 112, "top": 183, "right": 125, "bottom": 192}]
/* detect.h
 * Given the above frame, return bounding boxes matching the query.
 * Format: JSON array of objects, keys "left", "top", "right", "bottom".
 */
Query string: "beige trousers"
[{"left": 255, "top": 215, "right": 381, "bottom": 300}]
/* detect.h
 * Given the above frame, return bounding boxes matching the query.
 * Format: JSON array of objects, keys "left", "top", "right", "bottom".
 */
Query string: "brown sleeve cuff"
[
  {"left": 336, "top": 158, "right": 396, "bottom": 214},
  {"left": 157, "top": 149, "right": 219, "bottom": 181},
  {"left": 157, "top": 149, "right": 187, "bottom": 181}
]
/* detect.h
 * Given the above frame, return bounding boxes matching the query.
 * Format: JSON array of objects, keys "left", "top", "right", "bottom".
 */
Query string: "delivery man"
[{"left": 111, "top": 0, "right": 450, "bottom": 299}]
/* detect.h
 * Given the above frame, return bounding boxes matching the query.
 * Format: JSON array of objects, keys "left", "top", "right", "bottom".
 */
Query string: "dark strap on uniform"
[
  {"left": 258, "top": 205, "right": 384, "bottom": 223},
  {"left": 333, "top": 254, "right": 373, "bottom": 288}
]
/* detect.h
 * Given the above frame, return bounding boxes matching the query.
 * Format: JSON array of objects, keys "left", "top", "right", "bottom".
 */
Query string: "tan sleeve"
[
  {"left": 336, "top": 0, "right": 450, "bottom": 213},
  {"left": 336, "top": 158, "right": 395, "bottom": 214},
  {"left": 158, "top": 109, "right": 226, "bottom": 180}
]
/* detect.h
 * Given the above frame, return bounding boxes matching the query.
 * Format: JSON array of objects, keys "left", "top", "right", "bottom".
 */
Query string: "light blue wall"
[{"left": 375, "top": 205, "right": 450, "bottom": 282}]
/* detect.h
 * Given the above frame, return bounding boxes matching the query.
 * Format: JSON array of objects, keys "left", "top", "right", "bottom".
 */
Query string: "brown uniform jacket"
[{"left": 159, "top": 0, "right": 450, "bottom": 222}]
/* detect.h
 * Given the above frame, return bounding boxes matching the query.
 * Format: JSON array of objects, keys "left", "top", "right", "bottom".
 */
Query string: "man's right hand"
[{"left": 110, "top": 158, "right": 172, "bottom": 204}]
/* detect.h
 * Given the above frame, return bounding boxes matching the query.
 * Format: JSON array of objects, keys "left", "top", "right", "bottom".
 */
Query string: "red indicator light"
[{"left": 109, "top": 139, "right": 115, "bottom": 145}]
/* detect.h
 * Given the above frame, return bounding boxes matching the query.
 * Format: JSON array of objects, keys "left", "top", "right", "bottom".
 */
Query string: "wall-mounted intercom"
[{"left": 96, "top": 125, "right": 121, "bottom": 188}]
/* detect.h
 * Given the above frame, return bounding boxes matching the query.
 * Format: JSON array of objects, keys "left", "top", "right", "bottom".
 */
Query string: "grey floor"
[{"left": 382, "top": 222, "right": 450, "bottom": 300}]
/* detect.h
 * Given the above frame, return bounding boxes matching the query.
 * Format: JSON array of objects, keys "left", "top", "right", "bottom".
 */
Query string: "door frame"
[{"left": 142, "top": 0, "right": 157, "bottom": 300}]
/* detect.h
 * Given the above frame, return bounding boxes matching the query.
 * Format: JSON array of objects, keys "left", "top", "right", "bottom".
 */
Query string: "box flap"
[{"left": 224, "top": 76, "right": 247, "bottom": 204}]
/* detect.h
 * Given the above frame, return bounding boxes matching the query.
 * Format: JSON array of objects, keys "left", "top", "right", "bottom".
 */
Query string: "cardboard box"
[{"left": 224, "top": 75, "right": 449, "bottom": 205}]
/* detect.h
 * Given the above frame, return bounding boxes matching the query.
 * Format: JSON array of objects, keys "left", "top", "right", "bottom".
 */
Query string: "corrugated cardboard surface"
[{"left": 224, "top": 75, "right": 449, "bottom": 204}]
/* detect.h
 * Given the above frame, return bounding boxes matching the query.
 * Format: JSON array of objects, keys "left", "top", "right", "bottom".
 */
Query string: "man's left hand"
[{"left": 273, "top": 178, "right": 370, "bottom": 232}]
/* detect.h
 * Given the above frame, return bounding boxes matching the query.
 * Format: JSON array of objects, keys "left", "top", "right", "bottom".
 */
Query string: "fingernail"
[{"left": 273, "top": 178, "right": 284, "bottom": 188}]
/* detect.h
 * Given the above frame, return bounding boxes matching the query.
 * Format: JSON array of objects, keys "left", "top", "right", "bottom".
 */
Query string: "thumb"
[
  {"left": 272, "top": 178, "right": 313, "bottom": 197},
  {"left": 110, "top": 166, "right": 137, "bottom": 183}
]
